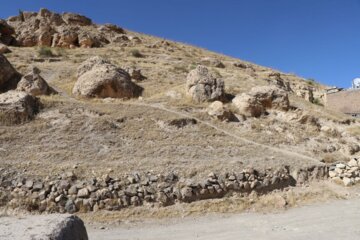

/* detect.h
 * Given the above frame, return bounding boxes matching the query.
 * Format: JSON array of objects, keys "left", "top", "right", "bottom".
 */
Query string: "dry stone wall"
[{"left": 0, "top": 165, "right": 328, "bottom": 214}]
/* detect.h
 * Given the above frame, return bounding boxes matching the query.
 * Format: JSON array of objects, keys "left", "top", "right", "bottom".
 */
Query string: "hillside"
[{"left": 0, "top": 9, "right": 359, "bottom": 219}]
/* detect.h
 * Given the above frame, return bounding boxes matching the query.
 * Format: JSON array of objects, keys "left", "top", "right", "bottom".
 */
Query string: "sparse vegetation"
[
  {"left": 37, "top": 46, "right": 55, "bottom": 57},
  {"left": 313, "top": 98, "right": 323, "bottom": 106},
  {"left": 130, "top": 49, "right": 144, "bottom": 58}
]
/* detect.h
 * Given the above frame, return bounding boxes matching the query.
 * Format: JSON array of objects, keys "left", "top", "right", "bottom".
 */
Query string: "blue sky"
[{"left": 2, "top": 0, "right": 360, "bottom": 88}]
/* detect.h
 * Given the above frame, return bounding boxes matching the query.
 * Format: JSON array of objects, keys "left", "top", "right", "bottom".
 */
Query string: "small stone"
[
  {"left": 68, "top": 185, "right": 78, "bottom": 195},
  {"left": 343, "top": 177, "right": 353, "bottom": 187},
  {"left": 208, "top": 172, "right": 217, "bottom": 179},
  {"left": 336, "top": 163, "right": 346, "bottom": 169},
  {"left": 25, "top": 179, "right": 34, "bottom": 189},
  {"left": 77, "top": 188, "right": 90, "bottom": 198},
  {"left": 348, "top": 159, "right": 358, "bottom": 167},
  {"left": 59, "top": 180, "right": 71, "bottom": 190},
  {"left": 87, "top": 185, "right": 98, "bottom": 192},
  {"left": 65, "top": 200, "right": 76, "bottom": 213},
  {"left": 228, "top": 175, "right": 236, "bottom": 181},
  {"left": 328, "top": 171, "right": 337, "bottom": 178},
  {"left": 55, "top": 194, "right": 66, "bottom": 203},
  {"left": 32, "top": 181, "right": 43, "bottom": 191},
  {"left": 335, "top": 168, "right": 343, "bottom": 174}
]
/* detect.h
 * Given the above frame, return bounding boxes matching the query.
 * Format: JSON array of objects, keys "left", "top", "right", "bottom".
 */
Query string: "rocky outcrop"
[
  {"left": 73, "top": 56, "right": 143, "bottom": 98},
  {"left": 16, "top": 67, "right": 57, "bottom": 96},
  {"left": 186, "top": 65, "right": 225, "bottom": 103},
  {"left": 232, "top": 86, "right": 290, "bottom": 117},
  {"left": 4, "top": 8, "right": 126, "bottom": 48},
  {"left": 0, "top": 54, "right": 22, "bottom": 93},
  {"left": 0, "top": 90, "right": 40, "bottom": 125}
]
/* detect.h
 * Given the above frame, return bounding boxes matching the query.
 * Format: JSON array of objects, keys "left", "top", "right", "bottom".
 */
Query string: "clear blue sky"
[{"left": 2, "top": 0, "right": 360, "bottom": 88}]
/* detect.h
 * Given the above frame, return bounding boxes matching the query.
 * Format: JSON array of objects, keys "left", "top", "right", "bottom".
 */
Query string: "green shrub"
[
  {"left": 37, "top": 47, "right": 55, "bottom": 58},
  {"left": 313, "top": 98, "right": 323, "bottom": 106}
]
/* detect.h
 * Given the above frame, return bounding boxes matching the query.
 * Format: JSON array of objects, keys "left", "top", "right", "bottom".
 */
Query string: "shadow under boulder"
[{"left": 0, "top": 54, "right": 22, "bottom": 93}]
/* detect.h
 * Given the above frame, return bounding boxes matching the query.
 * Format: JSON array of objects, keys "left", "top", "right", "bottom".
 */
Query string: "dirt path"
[
  {"left": 127, "top": 102, "right": 320, "bottom": 163},
  {"left": 88, "top": 197, "right": 360, "bottom": 240},
  {"left": 58, "top": 94, "right": 320, "bottom": 165}
]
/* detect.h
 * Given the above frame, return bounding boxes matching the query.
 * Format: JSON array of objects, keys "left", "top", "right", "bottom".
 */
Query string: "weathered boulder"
[
  {"left": 0, "top": 54, "right": 22, "bottom": 93},
  {"left": 249, "top": 86, "right": 290, "bottom": 111},
  {"left": 186, "top": 65, "right": 225, "bottom": 103},
  {"left": 232, "top": 94, "right": 264, "bottom": 118},
  {"left": 207, "top": 101, "right": 237, "bottom": 122},
  {"left": 16, "top": 67, "right": 57, "bottom": 96},
  {"left": 73, "top": 56, "right": 143, "bottom": 98},
  {"left": 232, "top": 86, "right": 290, "bottom": 117},
  {"left": 0, "top": 90, "right": 40, "bottom": 125},
  {"left": 0, "top": 214, "right": 88, "bottom": 240}
]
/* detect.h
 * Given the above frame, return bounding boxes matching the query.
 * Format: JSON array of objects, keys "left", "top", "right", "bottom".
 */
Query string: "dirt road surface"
[{"left": 88, "top": 197, "right": 360, "bottom": 240}]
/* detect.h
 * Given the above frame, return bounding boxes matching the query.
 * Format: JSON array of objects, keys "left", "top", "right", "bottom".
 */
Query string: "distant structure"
[
  {"left": 352, "top": 78, "right": 360, "bottom": 89},
  {"left": 325, "top": 80, "right": 360, "bottom": 117}
]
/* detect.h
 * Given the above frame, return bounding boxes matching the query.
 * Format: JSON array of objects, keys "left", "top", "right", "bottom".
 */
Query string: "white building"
[{"left": 352, "top": 78, "right": 360, "bottom": 89}]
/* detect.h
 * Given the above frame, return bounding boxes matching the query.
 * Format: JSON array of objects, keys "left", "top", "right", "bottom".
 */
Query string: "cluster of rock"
[
  {"left": 1, "top": 167, "right": 297, "bottom": 213},
  {"left": 186, "top": 65, "right": 225, "bottom": 103},
  {"left": 0, "top": 54, "right": 57, "bottom": 125},
  {"left": 0, "top": 8, "right": 129, "bottom": 48},
  {"left": 329, "top": 158, "right": 360, "bottom": 186},
  {"left": 232, "top": 86, "right": 290, "bottom": 117},
  {"left": 73, "top": 56, "right": 143, "bottom": 98}
]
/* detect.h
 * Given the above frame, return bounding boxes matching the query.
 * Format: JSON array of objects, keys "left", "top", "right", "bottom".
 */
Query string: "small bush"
[
  {"left": 307, "top": 79, "right": 316, "bottom": 86},
  {"left": 313, "top": 98, "right": 323, "bottom": 106},
  {"left": 130, "top": 49, "right": 144, "bottom": 58},
  {"left": 37, "top": 47, "right": 55, "bottom": 58}
]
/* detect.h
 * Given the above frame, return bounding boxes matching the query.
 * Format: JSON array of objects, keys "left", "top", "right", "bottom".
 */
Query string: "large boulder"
[
  {"left": 186, "top": 65, "right": 225, "bottom": 103},
  {"left": 0, "top": 90, "right": 40, "bottom": 125},
  {"left": 0, "top": 54, "right": 22, "bottom": 93},
  {"left": 17, "top": 67, "right": 57, "bottom": 96},
  {"left": 232, "top": 86, "right": 290, "bottom": 117},
  {"left": 73, "top": 56, "right": 143, "bottom": 98},
  {"left": 0, "top": 214, "right": 88, "bottom": 240}
]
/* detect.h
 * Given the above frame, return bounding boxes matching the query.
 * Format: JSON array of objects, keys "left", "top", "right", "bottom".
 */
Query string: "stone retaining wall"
[{"left": 0, "top": 165, "right": 328, "bottom": 214}]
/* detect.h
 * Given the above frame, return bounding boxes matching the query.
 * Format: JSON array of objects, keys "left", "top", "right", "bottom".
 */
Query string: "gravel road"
[{"left": 88, "top": 198, "right": 360, "bottom": 240}]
